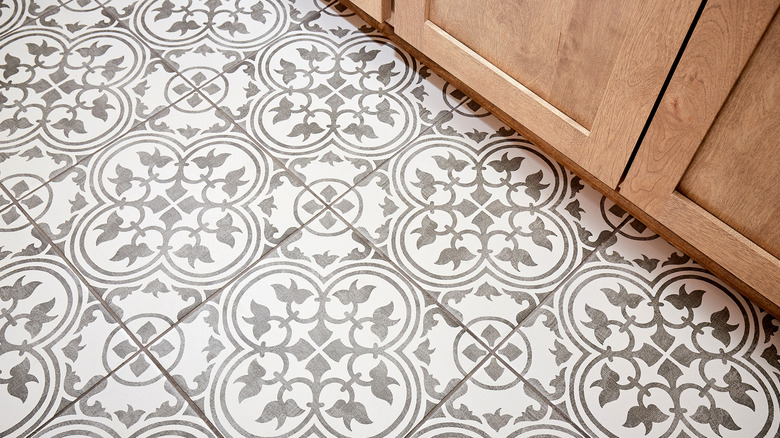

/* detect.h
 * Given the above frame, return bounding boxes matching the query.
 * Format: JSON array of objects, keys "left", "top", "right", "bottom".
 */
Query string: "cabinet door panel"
[
  {"left": 621, "top": 0, "right": 780, "bottom": 311},
  {"left": 429, "top": 0, "right": 636, "bottom": 130},
  {"left": 678, "top": 12, "right": 780, "bottom": 259},
  {"left": 394, "top": 0, "right": 699, "bottom": 187}
]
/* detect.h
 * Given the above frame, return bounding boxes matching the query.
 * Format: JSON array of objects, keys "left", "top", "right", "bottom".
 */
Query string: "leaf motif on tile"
[
  {"left": 709, "top": 307, "right": 738, "bottom": 347},
  {"left": 6, "top": 358, "right": 39, "bottom": 402},
  {"left": 235, "top": 359, "right": 266, "bottom": 402},
  {"left": 258, "top": 399, "right": 305, "bottom": 429},
  {"left": 602, "top": 284, "right": 643, "bottom": 309},
  {"left": 623, "top": 404, "right": 669, "bottom": 434},
  {"left": 435, "top": 246, "right": 477, "bottom": 269},
  {"left": 667, "top": 284, "right": 706, "bottom": 311},
  {"left": 582, "top": 305, "right": 612, "bottom": 344},
  {"left": 272, "top": 279, "right": 314, "bottom": 305},
  {"left": 590, "top": 363, "right": 620, "bottom": 407},
  {"left": 333, "top": 280, "right": 374, "bottom": 305},
  {"left": 115, "top": 405, "right": 145, "bottom": 428},
  {"left": 496, "top": 247, "right": 537, "bottom": 269},
  {"left": 326, "top": 399, "right": 372, "bottom": 430},
  {"left": 369, "top": 362, "right": 400, "bottom": 404},
  {"left": 243, "top": 301, "right": 272, "bottom": 339},
  {"left": 691, "top": 405, "right": 740, "bottom": 435},
  {"left": 173, "top": 243, "right": 214, "bottom": 267}
]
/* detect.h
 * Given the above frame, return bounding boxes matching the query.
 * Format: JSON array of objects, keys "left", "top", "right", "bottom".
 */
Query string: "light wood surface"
[
  {"left": 678, "top": 12, "right": 780, "bottom": 259},
  {"left": 348, "top": 0, "right": 390, "bottom": 22},
  {"left": 394, "top": 0, "right": 699, "bottom": 187},
  {"left": 621, "top": 0, "right": 780, "bottom": 211},
  {"left": 428, "top": 0, "right": 636, "bottom": 129}
]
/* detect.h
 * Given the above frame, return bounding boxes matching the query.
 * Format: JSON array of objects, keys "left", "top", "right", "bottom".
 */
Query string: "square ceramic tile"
[
  {"left": 411, "top": 354, "right": 585, "bottom": 437},
  {"left": 503, "top": 224, "right": 780, "bottom": 437},
  {"left": 0, "top": 204, "right": 136, "bottom": 438},
  {"left": 350, "top": 103, "right": 624, "bottom": 343},
  {"left": 26, "top": 104, "right": 323, "bottom": 344},
  {"left": 31, "top": 352, "right": 217, "bottom": 437},
  {"left": 211, "top": 1, "right": 468, "bottom": 199},
  {"left": 102, "top": 0, "right": 326, "bottom": 83},
  {"left": 0, "top": 0, "right": 186, "bottom": 199},
  {"left": 149, "top": 212, "right": 479, "bottom": 437}
]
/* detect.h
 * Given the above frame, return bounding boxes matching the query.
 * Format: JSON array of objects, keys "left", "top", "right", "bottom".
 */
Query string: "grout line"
[
  {"left": 489, "top": 215, "right": 633, "bottom": 356},
  {"left": 138, "top": 206, "right": 328, "bottom": 350},
  {"left": 6, "top": 161, "right": 229, "bottom": 433},
  {"left": 141, "top": 349, "right": 226, "bottom": 437},
  {"left": 490, "top": 351, "right": 594, "bottom": 438},
  {"left": 26, "top": 346, "right": 146, "bottom": 436},
  {"left": 403, "top": 352, "right": 494, "bottom": 438},
  {"left": 325, "top": 204, "right": 495, "bottom": 353}
]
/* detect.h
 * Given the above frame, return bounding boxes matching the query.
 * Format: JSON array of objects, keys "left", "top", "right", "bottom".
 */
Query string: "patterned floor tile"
[
  {"left": 149, "top": 212, "right": 479, "bottom": 437},
  {"left": 350, "top": 104, "right": 624, "bottom": 342},
  {"left": 28, "top": 105, "right": 321, "bottom": 344},
  {"left": 31, "top": 351, "right": 217, "bottom": 437},
  {"left": 0, "top": 0, "right": 186, "bottom": 200},
  {"left": 502, "top": 224, "right": 780, "bottom": 437},
  {"left": 0, "top": 204, "right": 136, "bottom": 438},
  {"left": 212, "top": 1, "right": 468, "bottom": 199},
  {"left": 411, "top": 354, "right": 584, "bottom": 437},
  {"left": 102, "top": 0, "right": 326, "bottom": 83},
  {"left": 0, "top": 0, "right": 66, "bottom": 37}
]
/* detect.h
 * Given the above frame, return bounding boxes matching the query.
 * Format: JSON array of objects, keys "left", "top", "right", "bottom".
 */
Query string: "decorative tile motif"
[
  {"left": 0, "top": 0, "right": 184, "bottom": 199},
  {"left": 411, "top": 355, "right": 584, "bottom": 437},
  {"left": 351, "top": 107, "right": 623, "bottom": 341},
  {"left": 0, "top": 0, "right": 63, "bottom": 36},
  {"left": 31, "top": 352, "right": 217, "bottom": 437},
  {"left": 103, "top": 0, "right": 325, "bottom": 82},
  {"left": 29, "top": 107, "right": 320, "bottom": 342},
  {"left": 0, "top": 205, "right": 135, "bottom": 438},
  {"left": 150, "top": 214, "right": 478, "bottom": 437},
  {"left": 504, "top": 225, "right": 780, "bottom": 437},
  {"left": 213, "top": 1, "right": 467, "bottom": 198}
]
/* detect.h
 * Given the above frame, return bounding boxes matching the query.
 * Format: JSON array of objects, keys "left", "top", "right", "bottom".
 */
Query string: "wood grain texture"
[
  {"left": 428, "top": 0, "right": 635, "bottom": 129},
  {"left": 394, "top": 0, "right": 698, "bottom": 187},
  {"left": 678, "top": 12, "right": 780, "bottom": 258},
  {"left": 621, "top": 0, "right": 780, "bottom": 211},
  {"left": 347, "top": 0, "right": 391, "bottom": 22}
]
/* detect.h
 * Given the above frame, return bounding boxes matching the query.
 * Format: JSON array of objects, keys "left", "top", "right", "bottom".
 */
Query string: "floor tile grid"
[
  {"left": 0, "top": 92, "right": 337, "bottom": 381},
  {"left": 25, "top": 344, "right": 162, "bottom": 436},
  {"left": 402, "top": 344, "right": 499, "bottom": 438},
  {"left": 433, "top": 216, "right": 636, "bottom": 438},
  {"left": 0, "top": 83, "right": 231, "bottom": 209},
  {"left": 92, "top": 0, "right": 339, "bottom": 99},
  {"left": 322, "top": 191, "right": 633, "bottom": 437},
  {"left": 1, "top": 170, "right": 227, "bottom": 437},
  {"left": 0, "top": 24, "right": 210, "bottom": 205},
  {"left": 175, "top": 51, "right": 476, "bottom": 216}
]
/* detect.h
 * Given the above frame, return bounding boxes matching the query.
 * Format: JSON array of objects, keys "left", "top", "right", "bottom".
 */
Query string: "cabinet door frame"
[
  {"left": 620, "top": 0, "right": 780, "bottom": 309},
  {"left": 392, "top": 0, "right": 700, "bottom": 188}
]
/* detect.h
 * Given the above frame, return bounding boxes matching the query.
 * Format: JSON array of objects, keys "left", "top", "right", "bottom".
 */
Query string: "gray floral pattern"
[{"left": 1, "top": 0, "right": 779, "bottom": 437}]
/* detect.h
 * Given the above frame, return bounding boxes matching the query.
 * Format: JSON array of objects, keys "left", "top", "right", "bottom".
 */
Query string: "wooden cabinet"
[
  {"left": 348, "top": 0, "right": 390, "bottom": 22},
  {"left": 341, "top": 0, "right": 780, "bottom": 313},
  {"left": 621, "top": 0, "right": 780, "bottom": 311},
  {"left": 393, "top": 0, "right": 700, "bottom": 187}
]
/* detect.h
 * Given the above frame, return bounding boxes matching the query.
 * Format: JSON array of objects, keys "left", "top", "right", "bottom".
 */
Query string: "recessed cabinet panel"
[
  {"left": 678, "top": 12, "right": 780, "bottom": 259},
  {"left": 393, "top": 0, "right": 699, "bottom": 187},
  {"left": 428, "top": 0, "right": 637, "bottom": 129}
]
